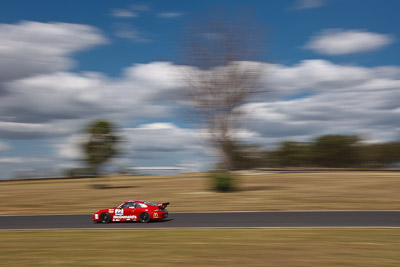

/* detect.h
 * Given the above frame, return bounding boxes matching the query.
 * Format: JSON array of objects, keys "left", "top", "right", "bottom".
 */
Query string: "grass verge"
[
  {"left": 0, "top": 171, "right": 399, "bottom": 215},
  {"left": 0, "top": 229, "right": 399, "bottom": 266}
]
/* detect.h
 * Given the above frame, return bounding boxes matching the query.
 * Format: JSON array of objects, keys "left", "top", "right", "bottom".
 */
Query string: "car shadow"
[
  {"left": 151, "top": 219, "right": 173, "bottom": 223},
  {"left": 101, "top": 219, "right": 173, "bottom": 224}
]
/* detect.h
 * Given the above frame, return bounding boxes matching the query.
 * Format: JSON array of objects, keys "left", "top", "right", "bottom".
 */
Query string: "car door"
[
  {"left": 131, "top": 202, "right": 144, "bottom": 220},
  {"left": 116, "top": 202, "right": 136, "bottom": 221},
  {"left": 124, "top": 202, "right": 138, "bottom": 220}
]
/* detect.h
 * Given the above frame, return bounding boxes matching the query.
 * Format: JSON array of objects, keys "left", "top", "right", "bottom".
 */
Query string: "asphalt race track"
[{"left": 0, "top": 211, "right": 399, "bottom": 230}]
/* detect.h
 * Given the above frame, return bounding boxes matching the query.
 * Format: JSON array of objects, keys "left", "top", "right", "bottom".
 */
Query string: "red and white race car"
[{"left": 93, "top": 200, "right": 169, "bottom": 223}]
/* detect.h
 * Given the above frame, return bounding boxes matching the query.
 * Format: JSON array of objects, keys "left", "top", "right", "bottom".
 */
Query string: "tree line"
[{"left": 231, "top": 135, "right": 400, "bottom": 169}]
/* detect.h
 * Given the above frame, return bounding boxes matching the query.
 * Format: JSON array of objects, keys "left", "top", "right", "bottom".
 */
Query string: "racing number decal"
[{"left": 115, "top": 209, "right": 123, "bottom": 215}]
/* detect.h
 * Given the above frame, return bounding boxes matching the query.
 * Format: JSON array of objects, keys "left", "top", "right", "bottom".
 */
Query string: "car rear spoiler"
[{"left": 157, "top": 202, "right": 170, "bottom": 209}]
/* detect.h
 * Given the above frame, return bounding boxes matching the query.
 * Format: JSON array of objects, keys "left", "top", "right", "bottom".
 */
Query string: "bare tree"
[{"left": 182, "top": 14, "right": 265, "bottom": 171}]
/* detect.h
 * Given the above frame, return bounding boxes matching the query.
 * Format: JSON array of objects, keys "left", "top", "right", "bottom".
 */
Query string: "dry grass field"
[
  {"left": 0, "top": 229, "right": 399, "bottom": 266},
  {"left": 0, "top": 171, "right": 399, "bottom": 215}
]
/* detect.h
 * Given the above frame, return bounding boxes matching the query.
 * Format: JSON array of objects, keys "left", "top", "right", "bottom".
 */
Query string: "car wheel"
[
  {"left": 139, "top": 212, "right": 151, "bottom": 223},
  {"left": 100, "top": 212, "right": 111, "bottom": 223}
]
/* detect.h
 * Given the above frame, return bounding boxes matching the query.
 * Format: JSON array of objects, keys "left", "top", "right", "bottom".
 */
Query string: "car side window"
[
  {"left": 120, "top": 203, "right": 129, "bottom": 209},
  {"left": 119, "top": 202, "right": 141, "bottom": 209},
  {"left": 127, "top": 202, "right": 138, "bottom": 209},
  {"left": 129, "top": 203, "right": 138, "bottom": 209},
  {"left": 120, "top": 202, "right": 135, "bottom": 209}
]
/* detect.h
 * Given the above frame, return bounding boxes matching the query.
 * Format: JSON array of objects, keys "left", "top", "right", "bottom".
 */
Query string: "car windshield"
[{"left": 143, "top": 201, "right": 157, "bottom": 206}]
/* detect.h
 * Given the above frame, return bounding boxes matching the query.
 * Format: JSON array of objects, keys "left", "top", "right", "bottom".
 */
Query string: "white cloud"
[
  {"left": 114, "top": 23, "right": 152, "bottom": 43},
  {"left": 55, "top": 134, "right": 87, "bottom": 159},
  {"left": 0, "top": 21, "right": 107, "bottom": 83},
  {"left": 291, "top": 0, "right": 325, "bottom": 10},
  {"left": 240, "top": 60, "right": 400, "bottom": 146},
  {"left": 0, "top": 157, "right": 48, "bottom": 164},
  {"left": 2, "top": 54, "right": 399, "bottom": 146},
  {"left": 264, "top": 59, "right": 400, "bottom": 94},
  {"left": 124, "top": 123, "right": 206, "bottom": 154},
  {"left": 0, "top": 142, "right": 11, "bottom": 152},
  {"left": 157, "top": 12, "right": 183, "bottom": 18},
  {"left": 121, "top": 123, "right": 215, "bottom": 172},
  {"left": 0, "top": 61, "right": 182, "bottom": 138},
  {"left": 54, "top": 122, "right": 213, "bottom": 172},
  {"left": 52, "top": 57, "right": 400, "bottom": 168},
  {"left": 110, "top": 9, "right": 138, "bottom": 18},
  {"left": 0, "top": 20, "right": 399, "bottom": 171},
  {"left": 56, "top": 122, "right": 203, "bottom": 159},
  {"left": 305, "top": 29, "right": 395, "bottom": 55},
  {"left": 242, "top": 87, "right": 400, "bottom": 145},
  {"left": 0, "top": 157, "right": 26, "bottom": 164},
  {"left": 0, "top": 121, "right": 70, "bottom": 139}
]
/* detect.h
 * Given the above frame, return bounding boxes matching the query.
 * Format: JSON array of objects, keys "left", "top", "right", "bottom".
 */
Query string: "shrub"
[{"left": 209, "top": 170, "right": 235, "bottom": 192}]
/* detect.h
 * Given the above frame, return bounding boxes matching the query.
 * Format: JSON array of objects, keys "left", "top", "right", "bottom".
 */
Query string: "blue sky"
[{"left": 0, "top": 0, "right": 400, "bottom": 178}]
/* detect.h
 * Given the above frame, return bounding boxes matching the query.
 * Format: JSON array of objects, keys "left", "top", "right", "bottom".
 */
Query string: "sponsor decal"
[
  {"left": 113, "top": 215, "right": 137, "bottom": 219},
  {"left": 115, "top": 209, "right": 123, "bottom": 215},
  {"left": 95, "top": 214, "right": 99, "bottom": 219},
  {"left": 153, "top": 212, "right": 158, "bottom": 218},
  {"left": 108, "top": 209, "right": 114, "bottom": 213}
]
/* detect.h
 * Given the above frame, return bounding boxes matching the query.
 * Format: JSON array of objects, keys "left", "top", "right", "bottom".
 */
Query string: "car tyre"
[
  {"left": 100, "top": 212, "right": 111, "bottom": 223},
  {"left": 139, "top": 212, "right": 151, "bottom": 223}
]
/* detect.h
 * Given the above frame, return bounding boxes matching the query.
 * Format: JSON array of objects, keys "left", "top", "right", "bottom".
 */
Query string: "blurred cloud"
[
  {"left": 291, "top": 0, "right": 326, "bottom": 10},
  {"left": 0, "top": 142, "right": 11, "bottom": 152},
  {"left": 240, "top": 60, "right": 400, "bottom": 145},
  {"left": 0, "top": 121, "right": 75, "bottom": 139},
  {"left": 1, "top": 19, "right": 399, "bottom": 173},
  {"left": 1, "top": 45, "right": 400, "bottom": 144},
  {"left": 55, "top": 134, "right": 86, "bottom": 159},
  {"left": 0, "top": 157, "right": 48, "bottom": 164},
  {"left": 265, "top": 59, "right": 400, "bottom": 94},
  {"left": 157, "top": 12, "right": 184, "bottom": 18},
  {"left": 305, "top": 29, "right": 395, "bottom": 55},
  {"left": 113, "top": 23, "right": 152, "bottom": 43},
  {"left": 110, "top": 9, "right": 138, "bottom": 18},
  {"left": 122, "top": 123, "right": 215, "bottom": 172},
  {"left": 54, "top": 122, "right": 213, "bottom": 172},
  {"left": 0, "top": 62, "right": 182, "bottom": 138},
  {"left": 124, "top": 123, "right": 205, "bottom": 153},
  {"left": 0, "top": 21, "right": 107, "bottom": 83},
  {"left": 56, "top": 123, "right": 206, "bottom": 159}
]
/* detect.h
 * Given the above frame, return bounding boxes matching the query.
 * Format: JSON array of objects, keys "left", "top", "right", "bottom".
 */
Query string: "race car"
[{"left": 93, "top": 200, "right": 169, "bottom": 223}]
